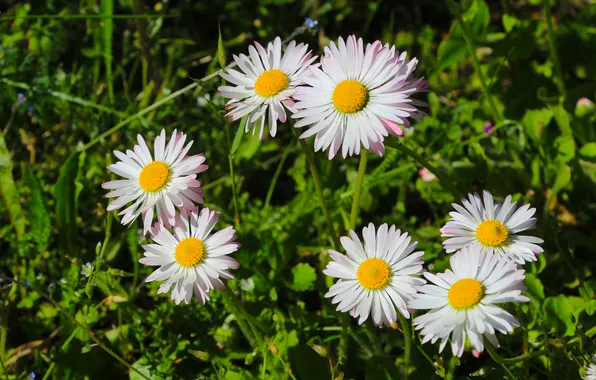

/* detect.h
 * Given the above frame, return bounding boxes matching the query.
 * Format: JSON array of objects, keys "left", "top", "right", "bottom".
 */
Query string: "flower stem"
[
  {"left": 543, "top": 0, "right": 567, "bottom": 103},
  {"left": 263, "top": 141, "right": 295, "bottom": 214},
  {"left": 226, "top": 288, "right": 263, "bottom": 348},
  {"left": 349, "top": 150, "right": 368, "bottom": 231},
  {"left": 483, "top": 337, "right": 547, "bottom": 365},
  {"left": 385, "top": 141, "right": 460, "bottom": 198},
  {"left": 397, "top": 313, "right": 412, "bottom": 379},
  {"left": 0, "top": 274, "right": 151, "bottom": 380},
  {"left": 445, "top": 0, "right": 504, "bottom": 123},
  {"left": 293, "top": 129, "right": 340, "bottom": 250}
]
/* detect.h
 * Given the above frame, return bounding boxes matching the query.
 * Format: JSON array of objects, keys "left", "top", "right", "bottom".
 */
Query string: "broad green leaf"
[
  {"left": 522, "top": 109, "right": 552, "bottom": 142},
  {"left": 24, "top": 169, "right": 51, "bottom": 250},
  {"left": 130, "top": 359, "right": 155, "bottom": 380},
  {"left": 579, "top": 142, "right": 596, "bottom": 162},
  {"left": 524, "top": 273, "right": 545, "bottom": 301},
  {"left": 53, "top": 152, "right": 85, "bottom": 254},
  {"left": 554, "top": 135, "right": 576, "bottom": 163},
  {"left": 291, "top": 263, "right": 316, "bottom": 292},
  {"left": 94, "top": 271, "right": 129, "bottom": 300},
  {"left": 551, "top": 104, "right": 572, "bottom": 136},
  {"left": 543, "top": 295, "right": 585, "bottom": 336},
  {"left": 551, "top": 163, "right": 571, "bottom": 197},
  {"left": 288, "top": 344, "right": 331, "bottom": 380},
  {"left": 0, "top": 133, "right": 26, "bottom": 239},
  {"left": 502, "top": 14, "right": 519, "bottom": 32}
]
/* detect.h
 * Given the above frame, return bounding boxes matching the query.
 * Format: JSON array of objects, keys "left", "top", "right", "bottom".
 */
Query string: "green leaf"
[
  {"left": 502, "top": 14, "right": 519, "bottom": 32},
  {"left": 53, "top": 152, "right": 85, "bottom": 254},
  {"left": 217, "top": 24, "right": 227, "bottom": 70},
  {"left": 24, "top": 169, "right": 51, "bottom": 250},
  {"left": 522, "top": 109, "right": 552, "bottom": 142},
  {"left": 524, "top": 273, "right": 545, "bottom": 301},
  {"left": 230, "top": 116, "right": 247, "bottom": 157},
  {"left": 130, "top": 359, "right": 155, "bottom": 380},
  {"left": 543, "top": 295, "right": 585, "bottom": 336},
  {"left": 554, "top": 135, "right": 576, "bottom": 163},
  {"left": 291, "top": 263, "right": 316, "bottom": 292},
  {"left": 551, "top": 163, "right": 571, "bottom": 197},
  {"left": 288, "top": 344, "right": 331, "bottom": 380},
  {"left": 94, "top": 271, "right": 129, "bottom": 300},
  {"left": 579, "top": 143, "right": 596, "bottom": 162},
  {"left": 551, "top": 104, "right": 572, "bottom": 136}
]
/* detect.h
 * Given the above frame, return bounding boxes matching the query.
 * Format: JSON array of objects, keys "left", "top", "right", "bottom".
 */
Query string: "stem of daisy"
[
  {"left": 291, "top": 128, "right": 340, "bottom": 250},
  {"left": 397, "top": 313, "right": 412, "bottom": 379},
  {"left": 385, "top": 141, "right": 461, "bottom": 198},
  {"left": 483, "top": 337, "right": 547, "bottom": 365},
  {"left": 445, "top": 0, "right": 504, "bottom": 123},
  {"left": 226, "top": 288, "right": 263, "bottom": 349},
  {"left": 0, "top": 274, "right": 151, "bottom": 380},
  {"left": 225, "top": 119, "right": 241, "bottom": 227},
  {"left": 349, "top": 149, "right": 368, "bottom": 231},
  {"left": 543, "top": 0, "right": 567, "bottom": 104}
]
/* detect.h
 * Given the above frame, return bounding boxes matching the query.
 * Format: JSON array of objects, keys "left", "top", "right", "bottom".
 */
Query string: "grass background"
[{"left": 1, "top": 0, "right": 596, "bottom": 379}]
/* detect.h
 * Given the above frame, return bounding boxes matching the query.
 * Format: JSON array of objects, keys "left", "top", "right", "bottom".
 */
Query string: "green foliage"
[{"left": 1, "top": 0, "right": 596, "bottom": 379}]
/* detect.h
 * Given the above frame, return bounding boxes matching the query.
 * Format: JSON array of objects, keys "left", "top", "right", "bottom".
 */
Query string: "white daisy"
[
  {"left": 139, "top": 208, "right": 240, "bottom": 305},
  {"left": 441, "top": 190, "right": 544, "bottom": 264},
  {"left": 323, "top": 223, "right": 425, "bottom": 327},
  {"left": 218, "top": 36, "right": 317, "bottom": 139},
  {"left": 292, "top": 35, "right": 427, "bottom": 159},
  {"left": 584, "top": 355, "right": 596, "bottom": 380},
  {"left": 102, "top": 129, "right": 208, "bottom": 234},
  {"left": 410, "top": 246, "right": 529, "bottom": 357}
]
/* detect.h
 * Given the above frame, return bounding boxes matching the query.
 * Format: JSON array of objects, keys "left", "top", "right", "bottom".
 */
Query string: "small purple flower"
[
  {"left": 17, "top": 93, "right": 25, "bottom": 104},
  {"left": 304, "top": 18, "right": 318, "bottom": 30},
  {"left": 483, "top": 122, "right": 493, "bottom": 135},
  {"left": 29, "top": 372, "right": 36, "bottom": 379}
]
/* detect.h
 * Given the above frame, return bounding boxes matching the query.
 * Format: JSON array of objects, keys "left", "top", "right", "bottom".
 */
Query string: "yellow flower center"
[
  {"left": 254, "top": 69, "right": 289, "bottom": 97},
  {"left": 139, "top": 161, "right": 171, "bottom": 192},
  {"left": 357, "top": 258, "right": 392, "bottom": 290},
  {"left": 332, "top": 80, "right": 369, "bottom": 113},
  {"left": 174, "top": 238, "right": 206, "bottom": 267},
  {"left": 476, "top": 220, "right": 509, "bottom": 247},
  {"left": 448, "top": 278, "right": 484, "bottom": 310}
]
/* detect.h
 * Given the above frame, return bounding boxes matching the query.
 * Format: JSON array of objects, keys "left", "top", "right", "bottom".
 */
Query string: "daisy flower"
[
  {"left": 218, "top": 37, "right": 317, "bottom": 139},
  {"left": 292, "top": 35, "right": 426, "bottom": 159},
  {"left": 323, "top": 223, "right": 425, "bottom": 327},
  {"left": 441, "top": 190, "right": 544, "bottom": 264},
  {"left": 584, "top": 355, "right": 596, "bottom": 380},
  {"left": 102, "top": 129, "right": 208, "bottom": 234},
  {"left": 139, "top": 208, "right": 240, "bottom": 305},
  {"left": 409, "top": 246, "right": 529, "bottom": 357}
]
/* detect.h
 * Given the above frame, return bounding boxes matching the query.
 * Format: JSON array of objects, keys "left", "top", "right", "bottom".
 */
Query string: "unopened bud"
[
  {"left": 576, "top": 97, "right": 595, "bottom": 117},
  {"left": 308, "top": 343, "right": 328, "bottom": 357},
  {"left": 268, "top": 342, "right": 278, "bottom": 355}
]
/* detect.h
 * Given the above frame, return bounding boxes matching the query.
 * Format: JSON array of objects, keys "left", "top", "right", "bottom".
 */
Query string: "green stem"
[
  {"left": 263, "top": 141, "right": 295, "bottom": 214},
  {"left": 225, "top": 121, "right": 240, "bottom": 227},
  {"left": 225, "top": 289, "right": 260, "bottom": 349},
  {"left": 349, "top": 150, "right": 368, "bottom": 231},
  {"left": 397, "top": 313, "right": 412, "bottom": 379},
  {"left": 385, "top": 141, "right": 460, "bottom": 198},
  {"left": 446, "top": 0, "right": 504, "bottom": 123},
  {"left": 544, "top": 0, "right": 567, "bottom": 103},
  {"left": 483, "top": 337, "right": 547, "bottom": 365},
  {"left": 0, "top": 354, "right": 6, "bottom": 380},
  {"left": 0, "top": 275, "right": 150, "bottom": 380},
  {"left": 293, "top": 130, "right": 340, "bottom": 250}
]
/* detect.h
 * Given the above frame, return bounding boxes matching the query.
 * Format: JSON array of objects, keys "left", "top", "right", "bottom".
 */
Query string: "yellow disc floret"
[
  {"left": 448, "top": 278, "right": 484, "bottom": 310},
  {"left": 174, "top": 238, "right": 206, "bottom": 267},
  {"left": 332, "top": 80, "right": 369, "bottom": 113},
  {"left": 476, "top": 220, "right": 509, "bottom": 247},
  {"left": 254, "top": 69, "right": 289, "bottom": 97},
  {"left": 139, "top": 161, "right": 171, "bottom": 192},
  {"left": 357, "top": 258, "right": 392, "bottom": 290}
]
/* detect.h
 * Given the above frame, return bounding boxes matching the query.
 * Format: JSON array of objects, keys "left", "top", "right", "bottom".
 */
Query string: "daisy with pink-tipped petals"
[
  {"left": 140, "top": 208, "right": 240, "bottom": 305},
  {"left": 102, "top": 129, "right": 208, "bottom": 234},
  {"left": 218, "top": 37, "right": 318, "bottom": 139},
  {"left": 292, "top": 35, "right": 427, "bottom": 159}
]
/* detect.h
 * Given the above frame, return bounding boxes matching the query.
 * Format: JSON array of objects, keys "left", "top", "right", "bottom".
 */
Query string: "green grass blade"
[
  {"left": 0, "top": 134, "right": 26, "bottom": 240},
  {"left": 101, "top": 0, "right": 114, "bottom": 103},
  {"left": 24, "top": 169, "right": 51, "bottom": 251},
  {"left": 53, "top": 152, "right": 86, "bottom": 254}
]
